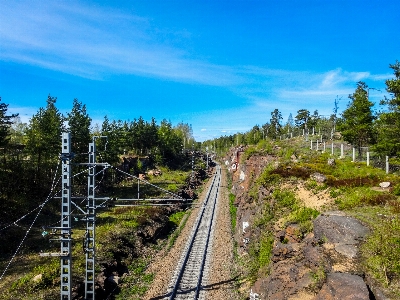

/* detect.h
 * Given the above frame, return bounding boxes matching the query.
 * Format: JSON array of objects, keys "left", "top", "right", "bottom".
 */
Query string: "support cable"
[
  {"left": 0, "top": 164, "right": 94, "bottom": 231},
  {"left": 44, "top": 165, "right": 109, "bottom": 228},
  {"left": 0, "top": 162, "right": 62, "bottom": 280},
  {"left": 110, "top": 166, "right": 187, "bottom": 200}
]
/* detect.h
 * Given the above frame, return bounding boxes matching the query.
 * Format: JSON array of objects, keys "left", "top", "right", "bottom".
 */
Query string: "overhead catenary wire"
[
  {"left": 0, "top": 161, "right": 62, "bottom": 280},
  {"left": 110, "top": 165, "right": 188, "bottom": 201},
  {"left": 0, "top": 164, "right": 98, "bottom": 231}
]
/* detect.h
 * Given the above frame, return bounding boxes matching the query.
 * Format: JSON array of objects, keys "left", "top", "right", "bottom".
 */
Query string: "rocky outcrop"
[
  {"left": 316, "top": 273, "right": 370, "bottom": 300},
  {"left": 314, "top": 211, "right": 370, "bottom": 259},
  {"left": 225, "top": 146, "right": 387, "bottom": 300}
]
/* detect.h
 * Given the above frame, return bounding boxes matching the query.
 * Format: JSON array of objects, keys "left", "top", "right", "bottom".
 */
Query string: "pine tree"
[
  {"left": 0, "top": 97, "right": 18, "bottom": 148},
  {"left": 373, "top": 61, "right": 400, "bottom": 156},
  {"left": 339, "top": 82, "right": 375, "bottom": 157},
  {"left": 295, "top": 109, "right": 310, "bottom": 130},
  {"left": 67, "top": 99, "right": 91, "bottom": 158},
  {"left": 26, "top": 95, "right": 65, "bottom": 165},
  {"left": 269, "top": 109, "right": 282, "bottom": 139}
]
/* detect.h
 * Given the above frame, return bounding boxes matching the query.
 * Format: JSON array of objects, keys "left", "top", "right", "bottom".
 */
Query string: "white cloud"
[{"left": 0, "top": 1, "right": 240, "bottom": 85}]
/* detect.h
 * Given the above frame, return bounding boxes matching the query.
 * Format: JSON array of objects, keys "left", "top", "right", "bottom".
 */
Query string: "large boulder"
[
  {"left": 310, "top": 172, "right": 327, "bottom": 183},
  {"left": 316, "top": 273, "right": 370, "bottom": 300},
  {"left": 313, "top": 211, "right": 369, "bottom": 258}
]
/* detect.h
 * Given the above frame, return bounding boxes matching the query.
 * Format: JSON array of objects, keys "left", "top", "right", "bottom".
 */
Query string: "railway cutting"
[{"left": 164, "top": 164, "right": 221, "bottom": 300}]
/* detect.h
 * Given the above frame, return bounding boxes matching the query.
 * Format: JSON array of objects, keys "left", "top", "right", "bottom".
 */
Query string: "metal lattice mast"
[
  {"left": 61, "top": 133, "right": 72, "bottom": 300},
  {"left": 85, "top": 140, "right": 96, "bottom": 299}
]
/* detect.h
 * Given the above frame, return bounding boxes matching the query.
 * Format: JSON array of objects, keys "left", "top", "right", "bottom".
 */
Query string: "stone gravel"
[{"left": 143, "top": 166, "right": 238, "bottom": 300}]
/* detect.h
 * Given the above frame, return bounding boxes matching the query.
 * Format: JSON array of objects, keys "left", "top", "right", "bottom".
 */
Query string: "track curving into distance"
[{"left": 165, "top": 164, "right": 221, "bottom": 300}]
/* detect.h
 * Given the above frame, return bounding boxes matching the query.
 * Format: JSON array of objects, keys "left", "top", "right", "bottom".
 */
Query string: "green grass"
[
  {"left": 247, "top": 232, "right": 274, "bottom": 283},
  {"left": 167, "top": 210, "right": 190, "bottom": 250},
  {"left": 115, "top": 258, "right": 155, "bottom": 300},
  {"left": 287, "top": 206, "right": 320, "bottom": 234},
  {"left": 229, "top": 193, "right": 237, "bottom": 232},
  {"left": 361, "top": 216, "right": 400, "bottom": 297}
]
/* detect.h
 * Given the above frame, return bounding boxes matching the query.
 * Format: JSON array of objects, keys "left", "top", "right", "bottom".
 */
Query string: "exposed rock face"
[
  {"left": 224, "top": 147, "right": 385, "bottom": 300},
  {"left": 316, "top": 273, "right": 370, "bottom": 300},
  {"left": 313, "top": 211, "right": 370, "bottom": 259}
]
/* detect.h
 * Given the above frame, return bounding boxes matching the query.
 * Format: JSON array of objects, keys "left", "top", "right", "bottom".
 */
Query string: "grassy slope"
[
  {"left": 230, "top": 137, "right": 400, "bottom": 298},
  {"left": 0, "top": 167, "right": 196, "bottom": 300}
]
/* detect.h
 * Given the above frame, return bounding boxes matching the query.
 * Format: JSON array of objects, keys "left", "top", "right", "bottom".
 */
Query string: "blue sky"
[{"left": 0, "top": 0, "right": 398, "bottom": 141}]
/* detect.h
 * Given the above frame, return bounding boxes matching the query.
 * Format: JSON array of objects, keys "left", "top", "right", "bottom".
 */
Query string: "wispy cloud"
[{"left": 0, "top": 1, "right": 239, "bottom": 85}]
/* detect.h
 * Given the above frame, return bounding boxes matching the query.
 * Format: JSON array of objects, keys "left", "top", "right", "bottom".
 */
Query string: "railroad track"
[{"left": 165, "top": 164, "right": 221, "bottom": 300}]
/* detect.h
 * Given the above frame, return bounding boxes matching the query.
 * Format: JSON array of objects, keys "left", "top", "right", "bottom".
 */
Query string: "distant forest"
[
  {"left": 203, "top": 61, "right": 400, "bottom": 159},
  {"left": 0, "top": 95, "right": 196, "bottom": 223}
]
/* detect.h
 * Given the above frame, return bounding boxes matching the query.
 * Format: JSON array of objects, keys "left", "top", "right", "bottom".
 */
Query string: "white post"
[
  {"left": 331, "top": 142, "right": 334, "bottom": 156},
  {"left": 367, "top": 152, "right": 370, "bottom": 166},
  {"left": 310, "top": 140, "right": 313, "bottom": 150},
  {"left": 316, "top": 140, "right": 319, "bottom": 151},
  {"left": 341, "top": 144, "right": 344, "bottom": 158},
  {"left": 386, "top": 156, "right": 389, "bottom": 174},
  {"left": 312, "top": 127, "right": 315, "bottom": 135},
  {"left": 323, "top": 142, "right": 326, "bottom": 152},
  {"left": 352, "top": 147, "right": 356, "bottom": 162}
]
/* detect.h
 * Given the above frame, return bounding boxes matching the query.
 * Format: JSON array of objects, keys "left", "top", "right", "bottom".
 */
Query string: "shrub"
[
  {"left": 241, "top": 146, "right": 259, "bottom": 161},
  {"left": 259, "top": 232, "right": 274, "bottom": 268},
  {"left": 393, "top": 183, "right": 400, "bottom": 196},
  {"left": 362, "top": 217, "right": 400, "bottom": 290},
  {"left": 229, "top": 193, "right": 237, "bottom": 232},
  {"left": 287, "top": 206, "right": 320, "bottom": 234},
  {"left": 273, "top": 189, "right": 298, "bottom": 208}
]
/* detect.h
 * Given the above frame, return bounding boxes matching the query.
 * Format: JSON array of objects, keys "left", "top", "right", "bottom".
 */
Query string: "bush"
[
  {"left": 362, "top": 217, "right": 400, "bottom": 292},
  {"left": 229, "top": 193, "right": 237, "bottom": 232},
  {"left": 287, "top": 206, "right": 320, "bottom": 234},
  {"left": 273, "top": 189, "right": 298, "bottom": 208},
  {"left": 393, "top": 183, "right": 400, "bottom": 196}
]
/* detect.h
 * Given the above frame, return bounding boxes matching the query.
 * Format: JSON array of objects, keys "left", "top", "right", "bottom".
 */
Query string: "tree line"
[
  {"left": 0, "top": 96, "right": 195, "bottom": 221},
  {"left": 204, "top": 61, "right": 400, "bottom": 159}
]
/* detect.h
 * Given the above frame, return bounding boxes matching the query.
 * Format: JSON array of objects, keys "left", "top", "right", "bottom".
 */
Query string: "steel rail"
[{"left": 166, "top": 164, "right": 221, "bottom": 300}]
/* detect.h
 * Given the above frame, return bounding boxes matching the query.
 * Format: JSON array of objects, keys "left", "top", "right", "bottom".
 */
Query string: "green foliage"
[
  {"left": 168, "top": 211, "right": 186, "bottom": 226},
  {"left": 295, "top": 108, "right": 310, "bottom": 130},
  {"left": 0, "top": 97, "right": 18, "bottom": 147},
  {"left": 241, "top": 146, "right": 259, "bottom": 161},
  {"left": 168, "top": 210, "right": 190, "bottom": 250},
  {"left": 393, "top": 183, "right": 400, "bottom": 196},
  {"left": 247, "top": 232, "right": 274, "bottom": 282},
  {"left": 25, "top": 95, "right": 65, "bottom": 164},
  {"left": 305, "top": 179, "right": 327, "bottom": 194},
  {"left": 287, "top": 206, "right": 320, "bottom": 234},
  {"left": 268, "top": 109, "right": 283, "bottom": 139},
  {"left": 373, "top": 61, "right": 400, "bottom": 156},
  {"left": 229, "top": 193, "right": 237, "bottom": 232},
  {"left": 335, "top": 187, "right": 394, "bottom": 210},
  {"left": 273, "top": 189, "right": 298, "bottom": 208},
  {"left": 116, "top": 258, "right": 154, "bottom": 300},
  {"left": 310, "top": 265, "right": 327, "bottom": 291},
  {"left": 258, "top": 233, "right": 274, "bottom": 268},
  {"left": 10, "top": 258, "right": 59, "bottom": 293},
  {"left": 362, "top": 217, "right": 400, "bottom": 291},
  {"left": 67, "top": 98, "right": 91, "bottom": 157},
  {"left": 257, "top": 166, "right": 281, "bottom": 187},
  {"left": 339, "top": 81, "right": 376, "bottom": 156}
]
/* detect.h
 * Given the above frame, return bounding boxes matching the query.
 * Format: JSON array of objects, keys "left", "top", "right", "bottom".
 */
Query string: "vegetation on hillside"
[{"left": 0, "top": 94, "right": 208, "bottom": 299}]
